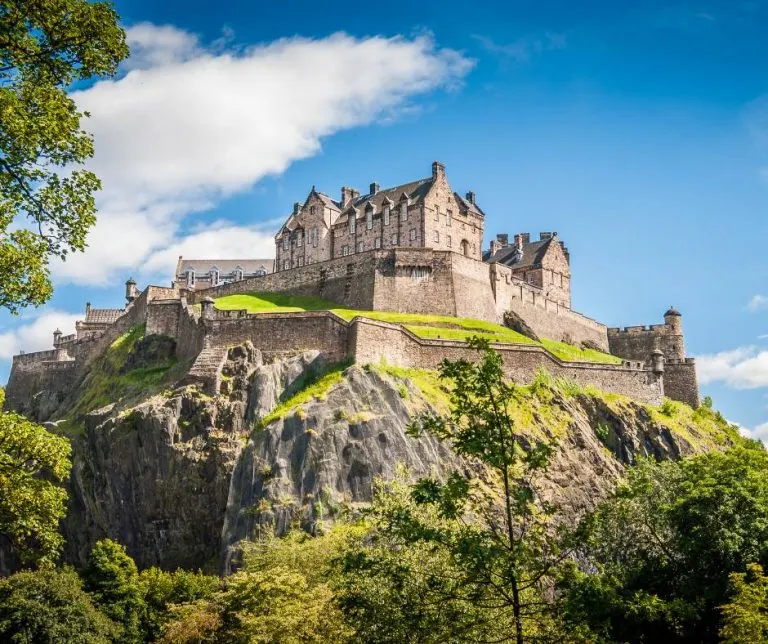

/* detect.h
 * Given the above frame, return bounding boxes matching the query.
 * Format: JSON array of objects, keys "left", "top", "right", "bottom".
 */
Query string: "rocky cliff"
[{"left": 10, "top": 328, "right": 739, "bottom": 573}]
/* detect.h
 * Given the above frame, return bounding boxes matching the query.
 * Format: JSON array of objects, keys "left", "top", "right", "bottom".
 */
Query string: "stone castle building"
[{"left": 4, "top": 161, "right": 700, "bottom": 414}]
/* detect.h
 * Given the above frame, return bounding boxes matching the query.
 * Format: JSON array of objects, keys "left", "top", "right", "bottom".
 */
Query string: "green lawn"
[{"left": 213, "top": 292, "right": 622, "bottom": 365}]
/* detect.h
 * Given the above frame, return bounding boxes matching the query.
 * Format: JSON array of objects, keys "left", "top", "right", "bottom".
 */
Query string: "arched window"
[{"left": 460, "top": 240, "right": 470, "bottom": 256}]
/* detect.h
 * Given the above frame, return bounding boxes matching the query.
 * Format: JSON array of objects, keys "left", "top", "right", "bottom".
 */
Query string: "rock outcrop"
[{"left": 8, "top": 333, "right": 739, "bottom": 573}]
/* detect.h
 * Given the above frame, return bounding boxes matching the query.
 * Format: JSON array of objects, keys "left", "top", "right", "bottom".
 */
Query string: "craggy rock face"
[{"left": 11, "top": 339, "right": 735, "bottom": 574}]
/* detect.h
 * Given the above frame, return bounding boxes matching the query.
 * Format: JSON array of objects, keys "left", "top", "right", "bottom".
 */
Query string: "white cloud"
[
  {"left": 734, "top": 421, "right": 768, "bottom": 444},
  {"left": 52, "top": 26, "right": 473, "bottom": 286},
  {"left": 696, "top": 345, "right": 768, "bottom": 389},
  {"left": 472, "top": 32, "right": 566, "bottom": 62},
  {"left": 748, "top": 294, "right": 768, "bottom": 311},
  {"left": 0, "top": 311, "right": 81, "bottom": 360}
]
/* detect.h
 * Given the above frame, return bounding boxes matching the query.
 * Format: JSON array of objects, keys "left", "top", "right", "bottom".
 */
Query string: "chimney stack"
[
  {"left": 521, "top": 233, "right": 530, "bottom": 244},
  {"left": 432, "top": 161, "right": 445, "bottom": 181},
  {"left": 293, "top": 202, "right": 301, "bottom": 215},
  {"left": 370, "top": 182, "right": 380, "bottom": 195},
  {"left": 341, "top": 186, "right": 359, "bottom": 207},
  {"left": 496, "top": 233, "right": 509, "bottom": 246},
  {"left": 465, "top": 191, "right": 476, "bottom": 205}
]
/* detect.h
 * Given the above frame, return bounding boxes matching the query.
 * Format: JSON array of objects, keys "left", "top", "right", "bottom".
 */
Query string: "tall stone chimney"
[
  {"left": 370, "top": 182, "right": 380, "bottom": 195},
  {"left": 432, "top": 161, "right": 445, "bottom": 181},
  {"left": 465, "top": 191, "right": 476, "bottom": 204},
  {"left": 341, "top": 186, "right": 359, "bottom": 207},
  {"left": 496, "top": 233, "right": 509, "bottom": 246}
]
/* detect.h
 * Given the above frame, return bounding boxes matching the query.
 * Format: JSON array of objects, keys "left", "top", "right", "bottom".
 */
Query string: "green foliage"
[
  {"left": 256, "top": 359, "right": 352, "bottom": 429},
  {"left": 139, "top": 567, "right": 220, "bottom": 642},
  {"left": 0, "top": 0, "right": 128, "bottom": 313},
  {"left": 720, "top": 563, "right": 768, "bottom": 643},
  {"left": 703, "top": 395, "right": 714, "bottom": 409},
  {"left": 83, "top": 540, "right": 145, "bottom": 643},
  {"left": 660, "top": 397, "right": 677, "bottom": 416},
  {"left": 0, "top": 567, "right": 117, "bottom": 643},
  {"left": 68, "top": 326, "right": 177, "bottom": 418},
  {"left": 214, "top": 292, "right": 622, "bottom": 364},
  {"left": 0, "top": 405, "right": 71, "bottom": 565},
  {"left": 559, "top": 445, "right": 768, "bottom": 642},
  {"left": 376, "top": 337, "right": 566, "bottom": 642},
  {"left": 159, "top": 526, "right": 362, "bottom": 643}
]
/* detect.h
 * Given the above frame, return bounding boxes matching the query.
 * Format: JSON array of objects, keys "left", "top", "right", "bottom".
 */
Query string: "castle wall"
[
  {"left": 663, "top": 359, "right": 700, "bottom": 408},
  {"left": 349, "top": 318, "right": 663, "bottom": 406},
  {"left": 146, "top": 300, "right": 182, "bottom": 338},
  {"left": 450, "top": 252, "right": 506, "bottom": 322},
  {"left": 490, "top": 263, "right": 609, "bottom": 350},
  {"left": 175, "top": 299, "right": 205, "bottom": 364},
  {"left": 607, "top": 324, "right": 683, "bottom": 361}
]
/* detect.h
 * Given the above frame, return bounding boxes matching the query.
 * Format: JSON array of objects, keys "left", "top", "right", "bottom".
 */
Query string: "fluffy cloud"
[
  {"left": 0, "top": 311, "right": 81, "bottom": 360},
  {"left": 52, "top": 25, "right": 473, "bottom": 286},
  {"left": 696, "top": 345, "right": 768, "bottom": 389},
  {"left": 472, "top": 32, "right": 566, "bottom": 62},
  {"left": 747, "top": 294, "right": 768, "bottom": 311}
]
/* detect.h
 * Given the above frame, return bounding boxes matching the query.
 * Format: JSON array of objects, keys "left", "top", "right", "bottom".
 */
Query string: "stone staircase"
[{"left": 183, "top": 344, "right": 228, "bottom": 395}]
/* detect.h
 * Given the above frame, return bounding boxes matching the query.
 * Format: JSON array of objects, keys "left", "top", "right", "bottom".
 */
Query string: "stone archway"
[{"left": 460, "top": 239, "right": 470, "bottom": 256}]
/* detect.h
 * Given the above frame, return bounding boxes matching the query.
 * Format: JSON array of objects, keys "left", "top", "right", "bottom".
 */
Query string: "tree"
[
  {"left": 0, "top": 567, "right": 117, "bottom": 643},
  {"left": 720, "top": 563, "right": 768, "bottom": 643},
  {"left": 0, "top": 387, "right": 72, "bottom": 566},
  {"left": 83, "top": 539, "right": 145, "bottom": 643},
  {"left": 339, "top": 338, "right": 567, "bottom": 643},
  {"left": 0, "top": 0, "right": 128, "bottom": 313},
  {"left": 559, "top": 445, "right": 768, "bottom": 642}
]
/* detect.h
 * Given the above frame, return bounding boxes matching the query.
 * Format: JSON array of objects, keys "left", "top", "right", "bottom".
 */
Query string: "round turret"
[
  {"left": 663, "top": 306, "right": 685, "bottom": 359},
  {"left": 125, "top": 277, "right": 138, "bottom": 304},
  {"left": 53, "top": 328, "right": 62, "bottom": 346}
]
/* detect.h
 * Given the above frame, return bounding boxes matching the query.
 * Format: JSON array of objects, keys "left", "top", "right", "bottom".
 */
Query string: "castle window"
[
  {"left": 357, "top": 241, "right": 364, "bottom": 253},
  {"left": 411, "top": 267, "right": 430, "bottom": 280},
  {"left": 296, "top": 230, "right": 303, "bottom": 247},
  {"left": 433, "top": 230, "right": 439, "bottom": 243},
  {"left": 434, "top": 205, "right": 439, "bottom": 222},
  {"left": 409, "top": 228, "right": 417, "bottom": 241},
  {"left": 283, "top": 259, "right": 289, "bottom": 270},
  {"left": 447, "top": 235, "right": 452, "bottom": 248},
  {"left": 383, "top": 206, "right": 390, "bottom": 225},
  {"left": 447, "top": 210, "right": 452, "bottom": 227},
  {"left": 342, "top": 245, "right": 350, "bottom": 256},
  {"left": 310, "top": 205, "right": 316, "bottom": 215},
  {"left": 298, "top": 257, "right": 304, "bottom": 267},
  {"left": 374, "top": 237, "right": 381, "bottom": 249},
  {"left": 210, "top": 268, "right": 220, "bottom": 285},
  {"left": 401, "top": 204, "right": 408, "bottom": 222},
  {"left": 366, "top": 210, "right": 373, "bottom": 230},
  {"left": 313, "top": 228, "right": 319, "bottom": 247},
  {"left": 255, "top": 268, "right": 267, "bottom": 277},
  {"left": 349, "top": 214, "right": 356, "bottom": 234},
  {"left": 283, "top": 236, "right": 289, "bottom": 251},
  {"left": 391, "top": 233, "right": 398, "bottom": 246},
  {"left": 187, "top": 269, "right": 195, "bottom": 287},
  {"left": 234, "top": 267, "right": 244, "bottom": 281}
]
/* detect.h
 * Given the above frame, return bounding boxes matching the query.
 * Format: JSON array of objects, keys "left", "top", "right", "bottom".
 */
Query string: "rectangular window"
[
  {"left": 374, "top": 237, "right": 381, "bottom": 249},
  {"left": 313, "top": 228, "right": 319, "bottom": 247},
  {"left": 366, "top": 211, "right": 373, "bottom": 230},
  {"left": 283, "top": 259, "right": 289, "bottom": 270},
  {"left": 434, "top": 205, "right": 439, "bottom": 222},
  {"left": 298, "top": 257, "right": 304, "bottom": 267},
  {"left": 391, "top": 233, "right": 398, "bottom": 246},
  {"left": 357, "top": 241, "right": 364, "bottom": 253},
  {"left": 310, "top": 205, "right": 316, "bottom": 214},
  {"left": 342, "top": 245, "right": 350, "bottom": 256},
  {"left": 447, "top": 235, "right": 452, "bottom": 248},
  {"left": 409, "top": 228, "right": 417, "bottom": 241},
  {"left": 283, "top": 237, "right": 289, "bottom": 251},
  {"left": 447, "top": 210, "right": 452, "bottom": 227},
  {"left": 433, "top": 230, "right": 439, "bottom": 243},
  {"left": 296, "top": 231, "right": 303, "bottom": 247},
  {"left": 383, "top": 206, "right": 390, "bottom": 225},
  {"left": 401, "top": 204, "right": 408, "bottom": 222},
  {"left": 349, "top": 215, "right": 356, "bottom": 234}
]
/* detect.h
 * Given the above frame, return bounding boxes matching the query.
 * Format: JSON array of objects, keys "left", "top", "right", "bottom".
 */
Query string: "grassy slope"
[{"left": 214, "top": 292, "right": 622, "bottom": 365}]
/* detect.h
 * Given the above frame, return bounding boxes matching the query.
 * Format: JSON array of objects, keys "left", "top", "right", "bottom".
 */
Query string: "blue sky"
[{"left": 3, "top": 0, "right": 768, "bottom": 438}]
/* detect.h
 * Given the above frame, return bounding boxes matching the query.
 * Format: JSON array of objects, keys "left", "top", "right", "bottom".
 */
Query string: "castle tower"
[
  {"left": 53, "top": 328, "right": 62, "bottom": 347},
  {"left": 663, "top": 306, "right": 685, "bottom": 359},
  {"left": 125, "top": 278, "right": 138, "bottom": 304}
]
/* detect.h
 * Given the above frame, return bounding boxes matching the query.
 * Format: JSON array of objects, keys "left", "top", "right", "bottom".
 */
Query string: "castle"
[{"left": 4, "top": 161, "right": 699, "bottom": 416}]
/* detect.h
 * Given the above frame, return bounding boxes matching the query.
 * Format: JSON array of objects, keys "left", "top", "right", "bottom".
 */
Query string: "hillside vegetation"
[{"left": 214, "top": 292, "right": 622, "bottom": 364}]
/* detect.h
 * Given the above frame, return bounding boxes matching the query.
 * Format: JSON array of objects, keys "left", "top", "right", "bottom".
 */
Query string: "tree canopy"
[{"left": 0, "top": 0, "right": 128, "bottom": 313}]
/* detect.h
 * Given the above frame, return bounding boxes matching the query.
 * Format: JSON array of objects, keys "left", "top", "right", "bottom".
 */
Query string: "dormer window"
[
  {"left": 366, "top": 208, "right": 373, "bottom": 230},
  {"left": 383, "top": 206, "right": 390, "bottom": 225},
  {"left": 296, "top": 230, "right": 303, "bottom": 247},
  {"left": 187, "top": 269, "right": 195, "bottom": 287},
  {"left": 400, "top": 204, "right": 408, "bottom": 222},
  {"left": 234, "top": 266, "right": 244, "bottom": 281},
  {"left": 210, "top": 267, "right": 220, "bottom": 285}
]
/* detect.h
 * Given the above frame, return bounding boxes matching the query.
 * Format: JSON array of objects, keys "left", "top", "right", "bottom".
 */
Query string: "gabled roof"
[
  {"left": 176, "top": 259, "right": 273, "bottom": 276},
  {"left": 454, "top": 192, "right": 485, "bottom": 217},
  {"left": 341, "top": 178, "right": 433, "bottom": 216},
  {"left": 85, "top": 308, "right": 124, "bottom": 324},
  {"left": 313, "top": 191, "right": 341, "bottom": 211},
  {"left": 484, "top": 238, "right": 553, "bottom": 270}
]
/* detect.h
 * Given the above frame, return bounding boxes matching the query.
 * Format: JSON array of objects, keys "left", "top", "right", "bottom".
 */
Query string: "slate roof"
[
  {"left": 454, "top": 192, "right": 485, "bottom": 217},
  {"left": 175, "top": 258, "right": 274, "bottom": 277},
  {"left": 484, "top": 238, "right": 553, "bottom": 270},
  {"left": 85, "top": 308, "right": 124, "bottom": 324},
  {"left": 340, "top": 178, "right": 433, "bottom": 217}
]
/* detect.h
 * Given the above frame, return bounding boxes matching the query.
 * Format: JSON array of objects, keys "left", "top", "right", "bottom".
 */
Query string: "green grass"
[
  {"left": 256, "top": 360, "right": 351, "bottom": 429},
  {"left": 214, "top": 292, "right": 622, "bottom": 365},
  {"left": 66, "top": 325, "right": 178, "bottom": 420}
]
